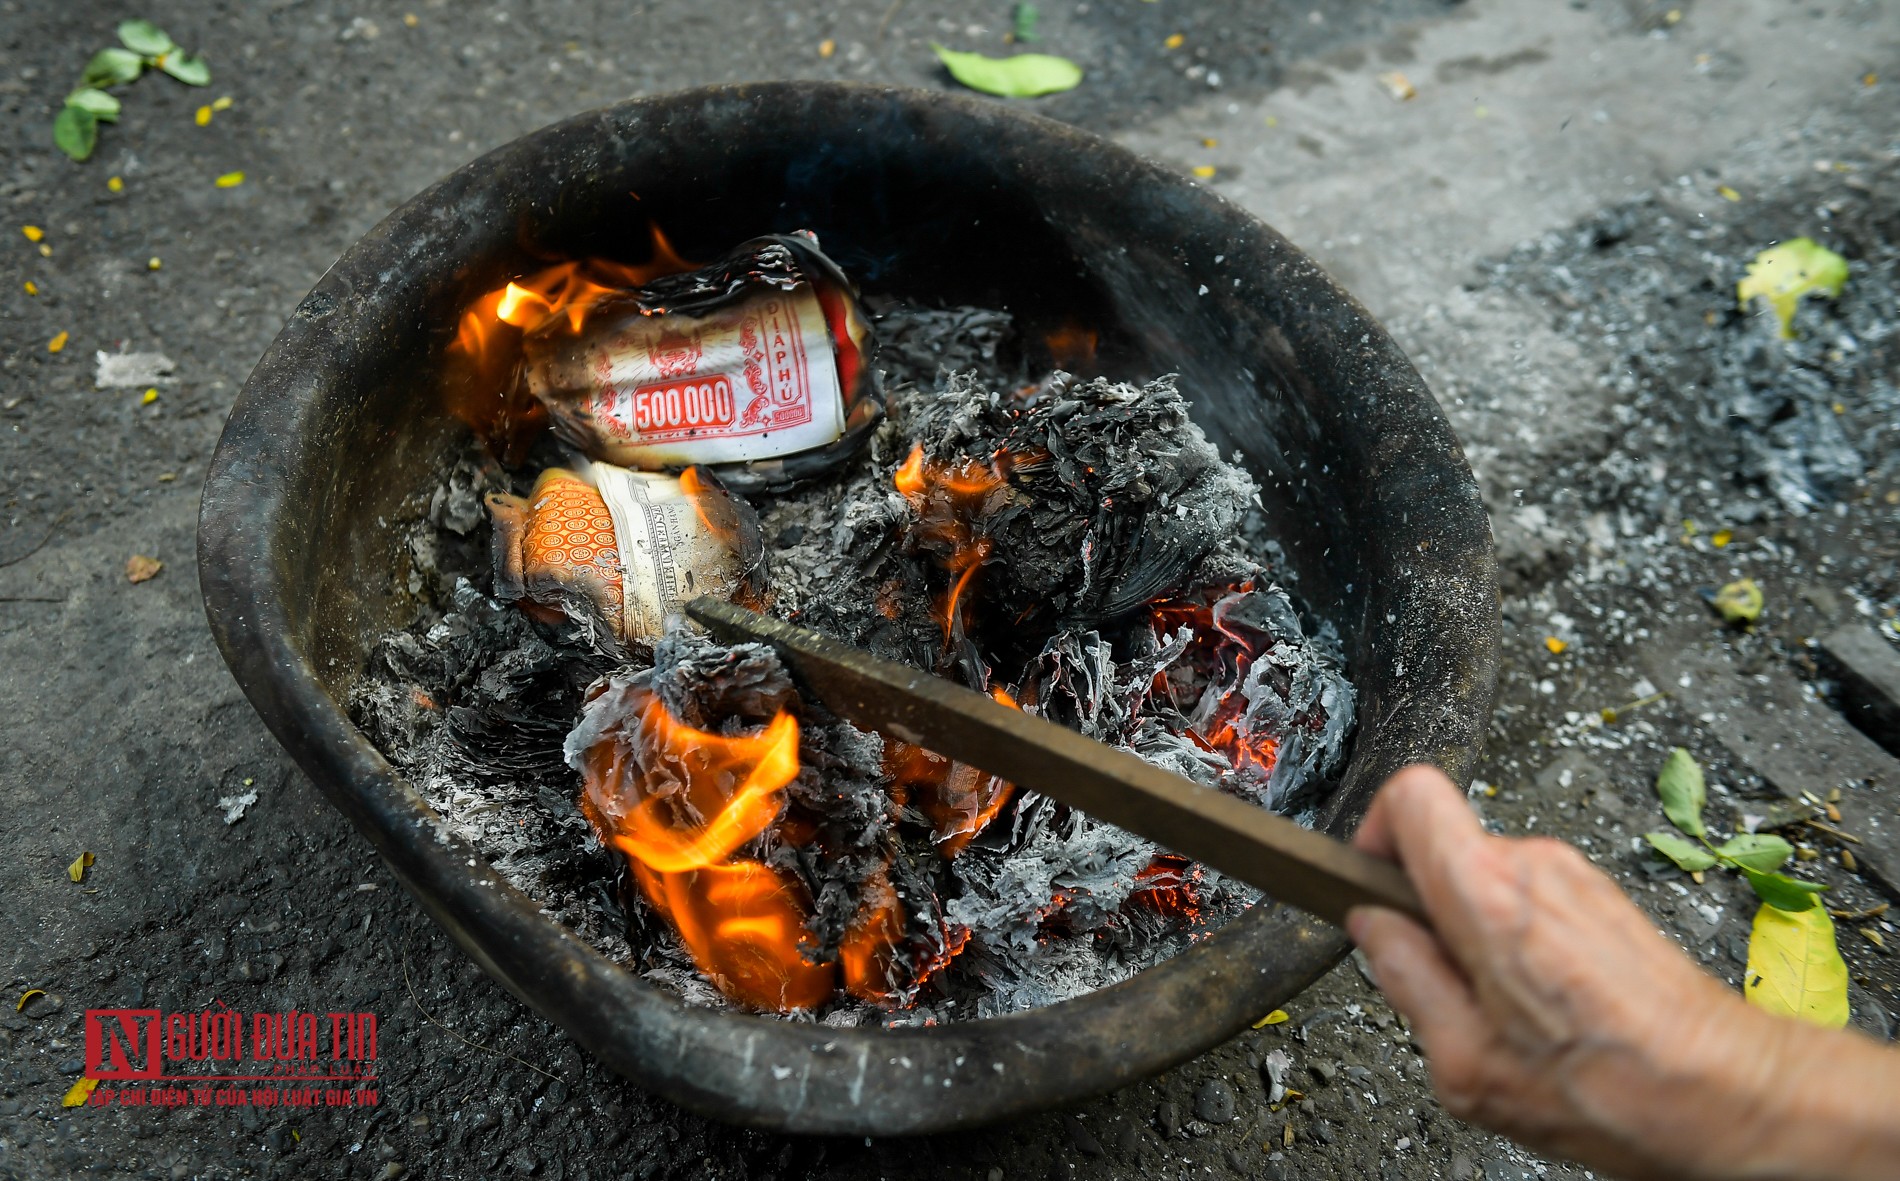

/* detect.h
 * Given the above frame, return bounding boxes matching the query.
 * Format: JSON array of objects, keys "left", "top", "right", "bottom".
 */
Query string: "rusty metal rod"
[{"left": 687, "top": 598, "right": 1424, "bottom": 926}]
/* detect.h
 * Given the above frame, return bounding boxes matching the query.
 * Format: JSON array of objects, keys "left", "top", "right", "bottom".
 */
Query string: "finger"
[
  {"left": 1346, "top": 905, "right": 1488, "bottom": 1060},
  {"left": 1352, "top": 767, "right": 1451, "bottom": 862}
]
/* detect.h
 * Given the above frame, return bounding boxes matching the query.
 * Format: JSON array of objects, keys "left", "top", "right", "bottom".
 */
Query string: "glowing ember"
[
  {"left": 885, "top": 686, "right": 1021, "bottom": 856},
  {"left": 1149, "top": 586, "right": 1282, "bottom": 777},
  {"left": 1127, "top": 853, "right": 1204, "bottom": 922}
]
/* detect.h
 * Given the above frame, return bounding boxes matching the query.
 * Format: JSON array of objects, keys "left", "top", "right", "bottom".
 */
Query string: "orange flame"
[
  {"left": 894, "top": 443, "right": 1020, "bottom": 642},
  {"left": 1043, "top": 323, "right": 1099, "bottom": 373},
  {"left": 443, "top": 224, "right": 696, "bottom": 458},
  {"left": 1150, "top": 589, "right": 1281, "bottom": 776},
  {"left": 579, "top": 693, "right": 835, "bottom": 1011},
  {"left": 1128, "top": 853, "right": 1203, "bottom": 921},
  {"left": 886, "top": 687, "right": 1020, "bottom": 856}
]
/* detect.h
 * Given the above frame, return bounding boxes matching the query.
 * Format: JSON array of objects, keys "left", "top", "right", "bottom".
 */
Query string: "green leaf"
[
  {"left": 1012, "top": 3, "right": 1041, "bottom": 42},
  {"left": 81, "top": 47, "right": 144, "bottom": 88},
  {"left": 65, "top": 88, "right": 121, "bottom": 123},
  {"left": 1644, "top": 831, "right": 1718, "bottom": 872},
  {"left": 932, "top": 44, "right": 1082, "bottom": 98},
  {"left": 1744, "top": 897, "right": 1848, "bottom": 1027},
  {"left": 1656, "top": 747, "right": 1706, "bottom": 838},
  {"left": 1742, "top": 867, "right": 1827, "bottom": 911},
  {"left": 1712, "top": 832, "right": 1794, "bottom": 873},
  {"left": 1736, "top": 237, "right": 1849, "bottom": 340},
  {"left": 158, "top": 53, "right": 211, "bottom": 86},
  {"left": 53, "top": 103, "right": 98, "bottom": 162},
  {"left": 1709, "top": 578, "right": 1764, "bottom": 625},
  {"left": 117, "top": 19, "right": 176, "bottom": 57}
]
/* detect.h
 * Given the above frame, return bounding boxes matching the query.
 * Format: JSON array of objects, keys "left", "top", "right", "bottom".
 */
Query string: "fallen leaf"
[
  {"left": 48, "top": 331, "right": 70, "bottom": 353},
  {"left": 1743, "top": 867, "right": 1827, "bottom": 911},
  {"left": 1377, "top": 71, "right": 1416, "bottom": 101},
  {"left": 1737, "top": 237, "right": 1848, "bottom": 339},
  {"left": 1544, "top": 636, "right": 1567, "bottom": 654},
  {"left": 1745, "top": 899, "right": 1847, "bottom": 1026},
  {"left": 1252, "top": 1009, "right": 1289, "bottom": 1028},
  {"left": 82, "top": 47, "right": 144, "bottom": 89},
  {"left": 1710, "top": 578, "right": 1763, "bottom": 624},
  {"left": 1645, "top": 830, "right": 1717, "bottom": 872},
  {"left": 214, "top": 170, "right": 246, "bottom": 188},
  {"left": 1656, "top": 747, "right": 1706, "bottom": 838},
  {"left": 1862, "top": 926, "right": 1885, "bottom": 950},
  {"left": 1712, "top": 833, "right": 1794, "bottom": 872},
  {"left": 68, "top": 851, "right": 95, "bottom": 883},
  {"left": 54, "top": 103, "right": 98, "bottom": 162},
  {"left": 118, "top": 19, "right": 177, "bottom": 57},
  {"left": 125, "top": 554, "right": 163, "bottom": 583},
  {"left": 1012, "top": 3, "right": 1040, "bottom": 43},
  {"left": 16, "top": 989, "right": 44, "bottom": 1012},
  {"left": 932, "top": 45, "right": 1082, "bottom": 97},
  {"left": 62, "top": 1077, "right": 99, "bottom": 1108}
]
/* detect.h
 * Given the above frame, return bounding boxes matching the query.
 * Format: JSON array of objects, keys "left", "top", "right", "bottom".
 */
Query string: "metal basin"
[{"left": 198, "top": 81, "right": 1498, "bottom": 1134}]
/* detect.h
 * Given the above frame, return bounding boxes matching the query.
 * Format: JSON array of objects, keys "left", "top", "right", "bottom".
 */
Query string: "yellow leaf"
[
  {"left": 215, "top": 171, "right": 246, "bottom": 189},
  {"left": 125, "top": 554, "right": 163, "bottom": 583},
  {"left": 1737, "top": 237, "right": 1848, "bottom": 339},
  {"left": 1745, "top": 900, "right": 1848, "bottom": 1027},
  {"left": 1712, "top": 578, "right": 1763, "bottom": 624},
  {"left": 21, "top": 225, "right": 44, "bottom": 242},
  {"left": 68, "top": 851, "right": 94, "bottom": 883},
  {"left": 1252, "top": 1009, "right": 1289, "bottom": 1028},
  {"left": 48, "top": 331, "right": 69, "bottom": 353},
  {"left": 212, "top": 95, "right": 234, "bottom": 111},
  {"left": 16, "top": 989, "right": 43, "bottom": 1012},
  {"left": 63, "top": 1077, "right": 99, "bottom": 1107}
]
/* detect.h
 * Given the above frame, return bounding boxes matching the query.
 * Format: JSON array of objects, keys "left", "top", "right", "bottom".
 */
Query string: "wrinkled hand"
[{"left": 1347, "top": 766, "right": 1900, "bottom": 1181}]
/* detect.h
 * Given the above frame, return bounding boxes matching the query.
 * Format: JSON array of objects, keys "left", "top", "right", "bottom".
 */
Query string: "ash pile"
[{"left": 352, "top": 231, "right": 1355, "bottom": 1023}]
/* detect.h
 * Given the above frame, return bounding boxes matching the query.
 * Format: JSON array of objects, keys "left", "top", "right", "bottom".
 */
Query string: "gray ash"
[{"left": 351, "top": 298, "right": 1356, "bottom": 1022}]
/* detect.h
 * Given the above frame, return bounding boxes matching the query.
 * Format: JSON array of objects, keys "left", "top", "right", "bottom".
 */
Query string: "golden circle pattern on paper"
[{"left": 521, "top": 472, "right": 623, "bottom": 629}]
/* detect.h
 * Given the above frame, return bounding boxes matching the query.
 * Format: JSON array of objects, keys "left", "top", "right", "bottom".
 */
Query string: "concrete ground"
[{"left": 3, "top": 1, "right": 1899, "bottom": 1179}]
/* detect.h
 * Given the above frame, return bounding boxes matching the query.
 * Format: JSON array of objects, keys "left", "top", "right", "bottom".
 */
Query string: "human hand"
[{"left": 1346, "top": 765, "right": 1900, "bottom": 1181}]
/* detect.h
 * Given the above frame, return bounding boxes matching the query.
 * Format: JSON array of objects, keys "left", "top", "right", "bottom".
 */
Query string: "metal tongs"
[{"left": 687, "top": 598, "right": 1423, "bottom": 926}]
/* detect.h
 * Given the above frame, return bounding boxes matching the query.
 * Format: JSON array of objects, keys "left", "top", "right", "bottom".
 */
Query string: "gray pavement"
[{"left": 3, "top": 2, "right": 1899, "bottom": 1179}]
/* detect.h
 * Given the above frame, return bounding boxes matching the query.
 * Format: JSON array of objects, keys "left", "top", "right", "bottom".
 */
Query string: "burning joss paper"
[
  {"left": 512, "top": 233, "right": 882, "bottom": 489},
  {"left": 487, "top": 462, "right": 766, "bottom": 652}
]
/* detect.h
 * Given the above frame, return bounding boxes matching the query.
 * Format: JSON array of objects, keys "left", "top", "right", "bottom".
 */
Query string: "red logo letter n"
[{"left": 87, "top": 1009, "right": 162, "bottom": 1080}]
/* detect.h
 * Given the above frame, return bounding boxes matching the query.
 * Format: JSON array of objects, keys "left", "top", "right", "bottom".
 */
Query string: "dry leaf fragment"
[
  {"left": 68, "top": 852, "right": 94, "bottom": 883},
  {"left": 1737, "top": 238, "right": 1848, "bottom": 339},
  {"left": 1377, "top": 71, "right": 1416, "bottom": 101},
  {"left": 1252, "top": 1009, "right": 1289, "bottom": 1028},
  {"left": 62, "top": 1077, "right": 99, "bottom": 1108},
  {"left": 1862, "top": 927, "right": 1886, "bottom": 951},
  {"left": 16, "top": 989, "right": 44, "bottom": 1012},
  {"left": 1282, "top": 1121, "right": 1295, "bottom": 1147},
  {"left": 125, "top": 555, "right": 163, "bottom": 583}
]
